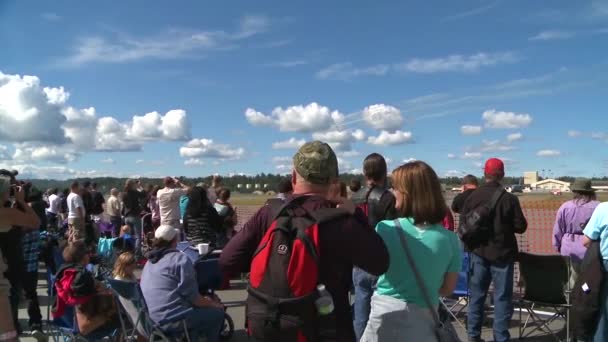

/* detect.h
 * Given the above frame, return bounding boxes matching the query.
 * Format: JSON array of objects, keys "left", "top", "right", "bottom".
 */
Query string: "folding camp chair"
[
  {"left": 46, "top": 278, "right": 118, "bottom": 342},
  {"left": 440, "top": 250, "right": 470, "bottom": 332},
  {"left": 518, "top": 252, "right": 571, "bottom": 342},
  {"left": 106, "top": 278, "right": 192, "bottom": 342}
]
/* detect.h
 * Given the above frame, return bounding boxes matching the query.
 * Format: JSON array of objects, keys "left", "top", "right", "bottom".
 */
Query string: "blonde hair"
[
  {"left": 392, "top": 161, "right": 447, "bottom": 225},
  {"left": 113, "top": 252, "right": 137, "bottom": 280}
]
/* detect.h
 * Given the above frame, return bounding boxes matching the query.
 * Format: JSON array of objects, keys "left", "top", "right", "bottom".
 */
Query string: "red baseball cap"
[{"left": 484, "top": 158, "right": 505, "bottom": 176}]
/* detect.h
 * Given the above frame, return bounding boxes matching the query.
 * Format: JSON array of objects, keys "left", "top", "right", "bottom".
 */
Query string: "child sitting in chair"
[{"left": 52, "top": 240, "right": 119, "bottom": 337}]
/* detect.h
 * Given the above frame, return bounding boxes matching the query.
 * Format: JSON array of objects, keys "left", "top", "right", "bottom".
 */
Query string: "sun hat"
[{"left": 571, "top": 178, "right": 595, "bottom": 193}]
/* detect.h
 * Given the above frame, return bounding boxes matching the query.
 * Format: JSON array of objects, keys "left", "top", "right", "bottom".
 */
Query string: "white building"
[
  {"left": 246, "top": 184, "right": 252, "bottom": 189},
  {"left": 237, "top": 184, "right": 243, "bottom": 189},
  {"left": 523, "top": 171, "right": 538, "bottom": 186},
  {"left": 531, "top": 179, "right": 571, "bottom": 192}
]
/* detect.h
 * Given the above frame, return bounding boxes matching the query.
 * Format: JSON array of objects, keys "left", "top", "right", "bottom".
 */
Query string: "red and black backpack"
[{"left": 246, "top": 196, "right": 348, "bottom": 342}]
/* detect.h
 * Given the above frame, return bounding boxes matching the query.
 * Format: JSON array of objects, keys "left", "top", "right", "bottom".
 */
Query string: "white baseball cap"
[{"left": 154, "top": 225, "right": 180, "bottom": 241}]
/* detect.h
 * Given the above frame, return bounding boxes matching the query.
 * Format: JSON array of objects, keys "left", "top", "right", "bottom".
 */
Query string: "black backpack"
[
  {"left": 351, "top": 187, "right": 388, "bottom": 228},
  {"left": 457, "top": 188, "right": 504, "bottom": 251},
  {"left": 246, "top": 196, "right": 348, "bottom": 342},
  {"left": 573, "top": 240, "right": 604, "bottom": 340}
]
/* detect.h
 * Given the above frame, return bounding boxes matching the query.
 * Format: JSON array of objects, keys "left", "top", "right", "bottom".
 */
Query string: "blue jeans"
[
  {"left": 124, "top": 216, "right": 142, "bottom": 255},
  {"left": 185, "top": 307, "right": 224, "bottom": 342},
  {"left": 467, "top": 253, "right": 514, "bottom": 342},
  {"left": 353, "top": 267, "right": 378, "bottom": 342},
  {"left": 593, "top": 260, "right": 608, "bottom": 342}
]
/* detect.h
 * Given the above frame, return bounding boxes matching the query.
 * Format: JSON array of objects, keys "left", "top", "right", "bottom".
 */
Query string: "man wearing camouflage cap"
[{"left": 220, "top": 141, "right": 389, "bottom": 342}]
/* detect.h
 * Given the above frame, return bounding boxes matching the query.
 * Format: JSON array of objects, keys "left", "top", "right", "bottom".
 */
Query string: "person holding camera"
[{"left": 0, "top": 175, "right": 41, "bottom": 341}]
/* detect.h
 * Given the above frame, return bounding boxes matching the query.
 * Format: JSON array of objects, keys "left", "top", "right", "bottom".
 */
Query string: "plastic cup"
[{"left": 197, "top": 243, "right": 210, "bottom": 255}]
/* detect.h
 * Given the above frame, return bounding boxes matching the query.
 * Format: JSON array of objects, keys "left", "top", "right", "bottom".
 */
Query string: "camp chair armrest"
[{"left": 158, "top": 308, "right": 193, "bottom": 326}]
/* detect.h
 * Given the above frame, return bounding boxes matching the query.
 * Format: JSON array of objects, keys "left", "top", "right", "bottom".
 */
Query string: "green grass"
[{"left": 231, "top": 194, "right": 273, "bottom": 206}]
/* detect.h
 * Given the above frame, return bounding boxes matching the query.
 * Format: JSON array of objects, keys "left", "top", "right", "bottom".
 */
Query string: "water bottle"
[{"left": 315, "top": 284, "right": 334, "bottom": 315}]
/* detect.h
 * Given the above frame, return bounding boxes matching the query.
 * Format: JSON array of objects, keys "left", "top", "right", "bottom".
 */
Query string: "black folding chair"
[{"left": 518, "top": 252, "right": 571, "bottom": 341}]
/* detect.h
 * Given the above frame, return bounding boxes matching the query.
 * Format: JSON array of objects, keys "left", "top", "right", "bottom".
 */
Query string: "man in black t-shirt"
[
  {"left": 351, "top": 153, "right": 398, "bottom": 342},
  {"left": 89, "top": 182, "right": 105, "bottom": 217}
]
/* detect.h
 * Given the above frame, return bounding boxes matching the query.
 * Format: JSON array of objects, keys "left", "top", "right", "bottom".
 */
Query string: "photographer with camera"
[{"left": 0, "top": 173, "right": 41, "bottom": 341}]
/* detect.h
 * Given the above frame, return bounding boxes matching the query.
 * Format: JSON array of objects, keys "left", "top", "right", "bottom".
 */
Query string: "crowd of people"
[{"left": 1, "top": 139, "right": 608, "bottom": 341}]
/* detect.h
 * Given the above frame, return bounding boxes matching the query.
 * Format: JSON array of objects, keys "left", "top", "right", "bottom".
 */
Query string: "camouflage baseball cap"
[{"left": 293, "top": 141, "right": 339, "bottom": 185}]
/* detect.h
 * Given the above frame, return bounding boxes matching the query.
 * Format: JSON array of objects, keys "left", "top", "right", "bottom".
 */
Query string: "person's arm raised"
[{"left": 0, "top": 186, "right": 40, "bottom": 229}]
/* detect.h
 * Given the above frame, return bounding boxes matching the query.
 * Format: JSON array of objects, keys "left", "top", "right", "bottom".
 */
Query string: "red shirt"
[{"left": 219, "top": 195, "right": 389, "bottom": 342}]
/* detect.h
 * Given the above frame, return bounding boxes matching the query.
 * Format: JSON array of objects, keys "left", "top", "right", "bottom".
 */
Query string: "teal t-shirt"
[
  {"left": 583, "top": 202, "right": 608, "bottom": 260},
  {"left": 375, "top": 218, "right": 462, "bottom": 308}
]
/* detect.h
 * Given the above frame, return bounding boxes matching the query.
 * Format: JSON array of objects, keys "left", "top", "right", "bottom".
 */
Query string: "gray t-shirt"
[{"left": 140, "top": 250, "right": 198, "bottom": 324}]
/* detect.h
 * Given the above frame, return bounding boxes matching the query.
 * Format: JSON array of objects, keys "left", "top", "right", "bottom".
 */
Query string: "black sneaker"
[{"left": 30, "top": 324, "right": 47, "bottom": 342}]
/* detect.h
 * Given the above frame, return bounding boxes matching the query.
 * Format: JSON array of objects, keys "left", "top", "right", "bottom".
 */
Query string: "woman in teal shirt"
[{"left": 361, "top": 161, "right": 462, "bottom": 342}]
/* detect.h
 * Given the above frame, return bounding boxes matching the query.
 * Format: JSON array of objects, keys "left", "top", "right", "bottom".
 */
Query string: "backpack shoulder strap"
[
  {"left": 488, "top": 188, "right": 505, "bottom": 213},
  {"left": 366, "top": 186, "right": 387, "bottom": 203}
]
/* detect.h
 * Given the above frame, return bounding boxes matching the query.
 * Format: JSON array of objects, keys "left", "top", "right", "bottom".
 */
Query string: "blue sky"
[{"left": 1, "top": 0, "right": 607, "bottom": 179}]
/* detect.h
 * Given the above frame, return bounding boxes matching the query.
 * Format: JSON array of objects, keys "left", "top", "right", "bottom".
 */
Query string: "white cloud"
[
  {"left": 62, "top": 15, "right": 269, "bottom": 66},
  {"left": 461, "top": 125, "right": 483, "bottom": 136},
  {"left": 244, "top": 108, "right": 275, "bottom": 126},
  {"left": 507, "top": 132, "right": 523, "bottom": 142},
  {"left": 367, "top": 130, "right": 413, "bottom": 146},
  {"left": 316, "top": 62, "right": 389, "bottom": 81},
  {"left": 180, "top": 138, "right": 245, "bottom": 160},
  {"left": 101, "top": 158, "right": 115, "bottom": 164},
  {"left": 272, "top": 156, "right": 291, "bottom": 163},
  {"left": 96, "top": 117, "right": 141, "bottom": 151},
  {"left": 312, "top": 129, "right": 365, "bottom": 143},
  {"left": 362, "top": 104, "right": 404, "bottom": 131},
  {"left": 275, "top": 164, "right": 292, "bottom": 173},
  {"left": 246, "top": 103, "right": 344, "bottom": 133},
  {"left": 529, "top": 30, "right": 575, "bottom": 41},
  {"left": 311, "top": 129, "right": 366, "bottom": 151},
  {"left": 0, "top": 72, "right": 69, "bottom": 143},
  {"left": 234, "top": 15, "right": 270, "bottom": 39},
  {"left": 402, "top": 157, "right": 417, "bottom": 163},
  {"left": 0, "top": 145, "right": 11, "bottom": 160},
  {"left": 12, "top": 144, "right": 78, "bottom": 164},
  {"left": 591, "top": 132, "right": 607, "bottom": 140},
  {"left": 462, "top": 152, "right": 482, "bottom": 159},
  {"left": 568, "top": 130, "right": 583, "bottom": 137},
  {"left": 396, "top": 52, "right": 517, "bottom": 73},
  {"left": 337, "top": 157, "right": 352, "bottom": 171},
  {"left": 184, "top": 158, "right": 205, "bottom": 166},
  {"left": 128, "top": 110, "right": 190, "bottom": 141},
  {"left": 482, "top": 109, "right": 533, "bottom": 129},
  {"left": 272, "top": 138, "right": 306, "bottom": 149},
  {"left": 537, "top": 149, "right": 561, "bottom": 157},
  {"left": 338, "top": 150, "right": 360, "bottom": 158},
  {"left": 264, "top": 60, "right": 309, "bottom": 68},
  {"left": 478, "top": 140, "right": 515, "bottom": 152},
  {"left": 0, "top": 163, "right": 102, "bottom": 180},
  {"left": 447, "top": 153, "right": 457, "bottom": 159},
  {"left": 135, "top": 159, "right": 145, "bottom": 164},
  {"left": 445, "top": 170, "right": 464, "bottom": 177}
]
